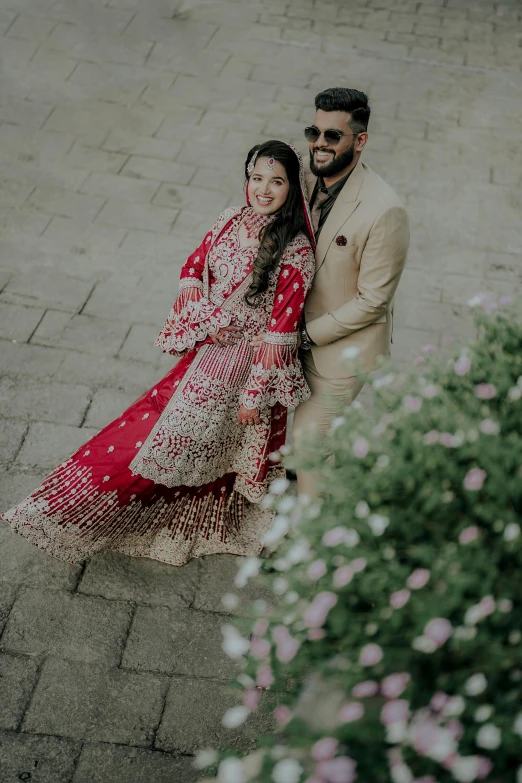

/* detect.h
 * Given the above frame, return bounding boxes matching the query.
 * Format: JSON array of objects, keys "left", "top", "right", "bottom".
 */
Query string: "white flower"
[
  {"left": 386, "top": 721, "right": 408, "bottom": 744},
  {"left": 518, "top": 765, "right": 522, "bottom": 783},
  {"left": 443, "top": 696, "right": 466, "bottom": 717},
  {"left": 345, "top": 528, "right": 360, "bottom": 546},
  {"left": 234, "top": 558, "right": 262, "bottom": 588},
  {"left": 271, "top": 758, "right": 303, "bottom": 783},
  {"left": 428, "top": 728, "right": 457, "bottom": 762},
  {"left": 508, "top": 386, "right": 522, "bottom": 401},
  {"left": 263, "top": 516, "right": 290, "bottom": 547},
  {"left": 273, "top": 577, "right": 289, "bottom": 595},
  {"left": 342, "top": 346, "right": 360, "bottom": 360},
  {"left": 376, "top": 454, "right": 390, "bottom": 468},
  {"left": 222, "top": 706, "right": 250, "bottom": 729},
  {"left": 465, "top": 673, "right": 487, "bottom": 696},
  {"left": 452, "top": 756, "right": 482, "bottom": 783},
  {"left": 286, "top": 538, "right": 312, "bottom": 564},
  {"left": 514, "top": 713, "right": 522, "bottom": 737},
  {"left": 221, "top": 593, "right": 239, "bottom": 611},
  {"left": 509, "top": 630, "right": 522, "bottom": 645},
  {"left": 221, "top": 625, "right": 249, "bottom": 659},
  {"left": 355, "top": 500, "right": 370, "bottom": 518},
  {"left": 476, "top": 723, "right": 501, "bottom": 750},
  {"left": 373, "top": 373, "right": 395, "bottom": 389},
  {"left": 218, "top": 757, "right": 245, "bottom": 783},
  {"left": 285, "top": 591, "right": 299, "bottom": 604},
  {"left": 330, "top": 416, "right": 345, "bottom": 432},
  {"left": 277, "top": 495, "right": 296, "bottom": 513},
  {"left": 504, "top": 523, "right": 520, "bottom": 541},
  {"left": 194, "top": 749, "right": 218, "bottom": 769},
  {"left": 474, "top": 705, "right": 494, "bottom": 723},
  {"left": 412, "top": 636, "right": 437, "bottom": 653},
  {"left": 237, "top": 674, "right": 254, "bottom": 688},
  {"left": 270, "top": 478, "right": 290, "bottom": 495},
  {"left": 390, "top": 763, "right": 412, "bottom": 783},
  {"left": 368, "top": 514, "right": 390, "bottom": 536}
]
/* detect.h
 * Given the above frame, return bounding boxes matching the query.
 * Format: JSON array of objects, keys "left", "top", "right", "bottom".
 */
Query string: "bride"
[{"left": 2, "top": 140, "right": 316, "bottom": 567}]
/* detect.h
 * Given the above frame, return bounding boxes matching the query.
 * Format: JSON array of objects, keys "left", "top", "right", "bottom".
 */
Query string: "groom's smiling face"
[{"left": 308, "top": 109, "right": 360, "bottom": 180}]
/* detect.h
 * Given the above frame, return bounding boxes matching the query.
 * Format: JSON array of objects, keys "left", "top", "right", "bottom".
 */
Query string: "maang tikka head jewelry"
[{"left": 247, "top": 152, "right": 277, "bottom": 176}]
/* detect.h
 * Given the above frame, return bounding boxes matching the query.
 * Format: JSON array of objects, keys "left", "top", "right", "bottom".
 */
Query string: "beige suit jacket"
[{"left": 304, "top": 160, "right": 410, "bottom": 379}]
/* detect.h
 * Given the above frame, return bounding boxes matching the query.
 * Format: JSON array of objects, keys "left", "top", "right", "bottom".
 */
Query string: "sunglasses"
[{"left": 304, "top": 126, "right": 360, "bottom": 145}]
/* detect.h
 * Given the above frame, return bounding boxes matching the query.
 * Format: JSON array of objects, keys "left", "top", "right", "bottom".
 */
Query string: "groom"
[{"left": 293, "top": 87, "right": 410, "bottom": 495}]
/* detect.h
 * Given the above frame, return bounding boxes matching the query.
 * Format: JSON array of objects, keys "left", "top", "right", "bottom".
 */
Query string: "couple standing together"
[{"left": 2, "top": 88, "right": 410, "bottom": 567}]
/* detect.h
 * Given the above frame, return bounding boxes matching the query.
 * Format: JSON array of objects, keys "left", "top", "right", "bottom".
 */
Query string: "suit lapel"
[{"left": 315, "top": 160, "right": 366, "bottom": 271}]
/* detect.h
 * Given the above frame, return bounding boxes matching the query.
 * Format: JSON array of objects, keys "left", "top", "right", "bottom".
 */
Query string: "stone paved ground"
[{"left": 1, "top": 0, "right": 522, "bottom": 780}]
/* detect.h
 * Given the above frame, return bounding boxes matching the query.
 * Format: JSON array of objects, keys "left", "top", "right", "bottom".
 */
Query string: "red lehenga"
[{"left": 2, "top": 206, "right": 315, "bottom": 566}]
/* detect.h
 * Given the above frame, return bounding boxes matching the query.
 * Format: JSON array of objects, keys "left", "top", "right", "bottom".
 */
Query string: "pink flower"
[
  {"left": 360, "top": 643, "right": 383, "bottom": 667},
  {"left": 273, "top": 706, "right": 291, "bottom": 725},
  {"left": 479, "top": 418, "right": 499, "bottom": 435},
  {"left": 475, "top": 383, "right": 496, "bottom": 400},
  {"left": 256, "top": 664, "right": 274, "bottom": 689},
  {"left": 352, "top": 680, "right": 379, "bottom": 698},
  {"left": 443, "top": 336, "right": 454, "bottom": 347},
  {"left": 459, "top": 526, "right": 479, "bottom": 545},
  {"left": 464, "top": 468, "right": 487, "bottom": 491},
  {"left": 250, "top": 637, "right": 271, "bottom": 660},
  {"left": 243, "top": 689, "right": 260, "bottom": 710},
  {"left": 333, "top": 566, "right": 354, "bottom": 588},
  {"left": 454, "top": 356, "right": 471, "bottom": 375},
  {"left": 272, "top": 625, "right": 289, "bottom": 644},
  {"left": 311, "top": 737, "right": 339, "bottom": 761},
  {"left": 404, "top": 395, "right": 422, "bottom": 412},
  {"left": 308, "top": 559, "right": 328, "bottom": 580},
  {"left": 446, "top": 719, "right": 464, "bottom": 741},
  {"left": 338, "top": 702, "right": 365, "bottom": 723},
  {"left": 424, "top": 618, "right": 452, "bottom": 647},
  {"left": 479, "top": 595, "right": 495, "bottom": 616},
  {"left": 430, "top": 692, "right": 449, "bottom": 712},
  {"left": 411, "top": 717, "right": 439, "bottom": 754},
  {"left": 252, "top": 619, "right": 269, "bottom": 637},
  {"left": 390, "top": 589, "right": 411, "bottom": 609},
  {"left": 322, "top": 527, "right": 348, "bottom": 547},
  {"left": 422, "top": 383, "right": 438, "bottom": 399},
  {"left": 381, "top": 700, "right": 410, "bottom": 725},
  {"left": 476, "top": 756, "right": 493, "bottom": 779},
  {"left": 317, "top": 756, "right": 357, "bottom": 783},
  {"left": 352, "top": 437, "right": 369, "bottom": 458},
  {"left": 440, "top": 432, "right": 454, "bottom": 448},
  {"left": 422, "top": 344, "right": 436, "bottom": 354},
  {"left": 305, "top": 592, "right": 338, "bottom": 628},
  {"left": 413, "top": 356, "right": 425, "bottom": 367},
  {"left": 498, "top": 295, "right": 513, "bottom": 308},
  {"left": 407, "top": 569, "right": 430, "bottom": 590},
  {"left": 413, "top": 778, "right": 437, "bottom": 783},
  {"left": 423, "top": 430, "right": 439, "bottom": 445},
  {"left": 276, "top": 635, "right": 300, "bottom": 662},
  {"left": 308, "top": 628, "right": 326, "bottom": 641},
  {"left": 350, "top": 557, "right": 367, "bottom": 573},
  {"left": 381, "top": 673, "right": 410, "bottom": 699}
]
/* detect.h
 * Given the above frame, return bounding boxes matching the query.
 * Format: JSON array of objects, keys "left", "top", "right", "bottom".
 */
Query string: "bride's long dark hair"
[{"left": 244, "top": 140, "right": 308, "bottom": 307}]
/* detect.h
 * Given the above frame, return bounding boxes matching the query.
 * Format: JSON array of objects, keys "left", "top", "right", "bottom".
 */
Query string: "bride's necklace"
[{"left": 241, "top": 209, "right": 276, "bottom": 242}]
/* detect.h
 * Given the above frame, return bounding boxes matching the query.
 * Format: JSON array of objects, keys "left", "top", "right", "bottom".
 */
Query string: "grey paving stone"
[
  {"left": 119, "top": 323, "right": 163, "bottom": 363},
  {"left": 72, "top": 743, "right": 200, "bottom": 783},
  {"left": 153, "top": 183, "right": 230, "bottom": 214},
  {"left": 0, "top": 524, "right": 81, "bottom": 590},
  {"left": 79, "top": 171, "right": 161, "bottom": 203},
  {"left": 83, "top": 387, "right": 139, "bottom": 429},
  {"left": 0, "top": 98, "right": 53, "bottom": 129},
  {"left": 0, "top": 302, "right": 45, "bottom": 342},
  {"left": 31, "top": 311, "right": 129, "bottom": 356},
  {"left": 0, "top": 472, "right": 47, "bottom": 516},
  {"left": 193, "top": 555, "right": 275, "bottom": 616},
  {"left": 15, "top": 421, "right": 98, "bottom": 471},
  {"left": 1, "top": 270, "right": 93, "bottom": 313},
  {"left": 156, "top": 676, "right": 275, "bottom": 754},
  {"left": 23, "top": 658, "right": 168, "bottom": 746},
  {"left": 0, "top": 376, "right": 91, "bottom": 426},
  {"left": 121, "top": 156, "right": 196, "bottom": 185},
  {"left": 78, "top": 551, "right": 199, "bottom": 608},
  {"left": 95, "top": 199, "right": 178, "bottom": 234},
  {"left": 55, "top": 351, "right": 161, "bottom": 394},
  {"left": 0, "top": 731, "right": 81, "bottom": 783},
  {"left": 28, "top": 188, "right": 105, "bottom": 222},
  {"left": 122, "top": 605, "right": 240, "bottom": 679},
  {"left": 0, "top": 583, "right": 17, "bottom": 635},
  {"left": 43, "top": 216, "right": 127, "bottom": 255},
  {"left": 0, "top": 418, "right": 28, "bottom": 468},
  {"left": 2, "top": 588, "right": 132, "bottom": 665},
  {"left": 0, "top": 653, "right": 40, "bottom": 731}
]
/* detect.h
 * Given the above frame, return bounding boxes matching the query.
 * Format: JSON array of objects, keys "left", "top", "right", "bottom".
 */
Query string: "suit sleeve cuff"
[{"left": 305, "top": 313, "right": 341, "bottom": 347}]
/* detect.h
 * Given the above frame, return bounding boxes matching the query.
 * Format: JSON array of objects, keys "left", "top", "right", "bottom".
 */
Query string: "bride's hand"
[
  {"left": 210, "top": 326, "right": 243, "bottom": 347},
  {"left": 238, "top": 404, "right": 260, "bottom": 426},
  {"left": 250, "top": 331, "right": 266, "bottom": 351}
]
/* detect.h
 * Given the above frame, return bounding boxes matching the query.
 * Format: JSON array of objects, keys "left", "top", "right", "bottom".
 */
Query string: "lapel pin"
[{"left": 335, "top": 235, "right": 348, "bottom": 246}]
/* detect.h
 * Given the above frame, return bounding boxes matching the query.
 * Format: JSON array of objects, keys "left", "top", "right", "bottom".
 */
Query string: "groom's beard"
[{"left": 309, "top": 143, "right": 355, "bottom": 178}]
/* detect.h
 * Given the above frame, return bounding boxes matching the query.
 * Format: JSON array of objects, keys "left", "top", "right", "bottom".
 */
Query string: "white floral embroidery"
[
  {"left": 278, "top": 294, "right": 284, "bottom": 301},
  {"left": 135, "top": 441, "right": 142, "bottom": 448},
  {"left": 119, "top": 421, "right": 126, "bottom": 428},
  {"left": 103, "top": 476, "right": 110, "bottom": 482},
  {"left": 271, "top": 318, "right": 277, "bottom": 326},
  {"left": 286, "top": 307, "right": 293, "bottom": 315},
  {"left": 142, "top": 413, "right": 149, "bottom": 420},
  {"left": 83, "top": 450, "right": 90, "bottom": 456},
  {"left": 107, "top": 446, "right": 114, "bottom": 453}
]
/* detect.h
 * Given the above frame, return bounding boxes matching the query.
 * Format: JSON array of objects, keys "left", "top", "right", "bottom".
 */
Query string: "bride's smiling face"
[{"left": 248, "top": 157, "right": 290, "bottom": 215}]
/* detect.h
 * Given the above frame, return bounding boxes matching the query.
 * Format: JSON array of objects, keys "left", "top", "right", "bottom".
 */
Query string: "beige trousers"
[{"left": 292, "top": 350, "right": 366, "bottom": 497}]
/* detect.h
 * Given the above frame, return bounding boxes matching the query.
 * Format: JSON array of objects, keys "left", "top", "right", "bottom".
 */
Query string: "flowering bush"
[{"left": 200, "top": 298, "right": 522, "bottom": 783}]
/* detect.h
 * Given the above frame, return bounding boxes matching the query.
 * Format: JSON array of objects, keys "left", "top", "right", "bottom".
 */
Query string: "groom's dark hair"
[{"left": 315, "top": 88, "right": 371, "bottom": 133}]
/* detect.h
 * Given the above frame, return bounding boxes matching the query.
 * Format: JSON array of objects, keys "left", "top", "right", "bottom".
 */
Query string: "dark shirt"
[{"left": 310, "top": 170, "right": 352, "bottom": 237}]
